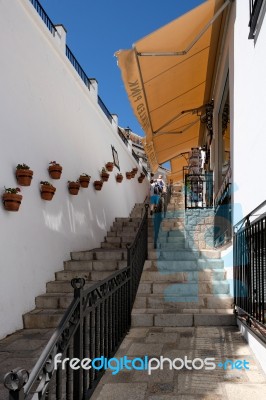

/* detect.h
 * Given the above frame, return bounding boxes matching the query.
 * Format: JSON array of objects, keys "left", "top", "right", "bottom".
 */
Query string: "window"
[{"left": 249, "top": 0, "right": 264, "bottom": 39}]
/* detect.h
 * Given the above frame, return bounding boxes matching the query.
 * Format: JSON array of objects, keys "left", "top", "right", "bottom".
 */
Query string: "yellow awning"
[{"left": 116, "top": 0, "right": 229, "bottom": 177}]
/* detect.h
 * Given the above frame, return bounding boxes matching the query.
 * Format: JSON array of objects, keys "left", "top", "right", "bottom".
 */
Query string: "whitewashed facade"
[{"left": 0, "top": 0, "right": 148, "bottom": 339}]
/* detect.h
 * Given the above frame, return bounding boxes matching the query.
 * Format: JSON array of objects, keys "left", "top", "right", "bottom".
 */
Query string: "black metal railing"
[
  {"left": 249, "top": 0, "right": 264, "bottom": 39},
  {"left": 185, "top": 173, "right": 213, "bottom": 209},
  {"left": 29, "top": 0, "right": 57, "bottom": 34},
  {"left": 97, "top": 96, "right": 114, "bottom": 123},
  {"left": 234, "top": 200, "right": 266, "bottom": 333},
  {"left": 214, "top": 168, "right": 232, "bottom": 247},
  {"left": 117, "top": 127, "right": 129, "bottom": 146},
  {"left": 132, "top": 150, "right": 139, "bottom": 163},
  {"left": 214, "top": 183, "right": 232, "bottom": 247},
  {"left": 66, "top": 45, "right": 92, "bottom": 89},
  {"left": 4, "top": 207, "right": 149, "bottom": 399}
]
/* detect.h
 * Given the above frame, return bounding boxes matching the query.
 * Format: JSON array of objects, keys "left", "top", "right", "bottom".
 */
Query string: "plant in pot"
[
  {"left": 68, "top": 180, "right": 80, "bottom": 195},
  {"left": 105, "top": 162, "right": 114, "bottom": 172},
  {"left": 94, "top": 180, "right": 103, "bottom": 191},
  {"left": 138, "top": 176, "right": 144, "bottom": 183},
  {"left": 131, "top": 167, "right": 138, "bottom": 176},
  {"left": 48, "top": 161, "right": 62, "bottom": 179},
  {"left": 126, "top": 171, "right": 132, "bottom": 179},
  {"left": 2, "top": 187, "right": 23, "bottom": 212},
  {"left": 40, "top": 181, "right": 56, "bottom": 201},
  {"left": 116, "top": 173, "right": 123, "bottom": 183},
  {"left": 16, "top": 163, "right": 33, "bottom": 186},
  {"left": 79, "top": 173, "right": 91, "bottom": 188},
  {"left": 100, "top": 167, "right": 109, "bottom": 182}
]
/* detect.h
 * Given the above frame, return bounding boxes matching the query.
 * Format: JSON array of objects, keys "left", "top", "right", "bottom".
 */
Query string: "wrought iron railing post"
[
  {"left": 71, "top": 278, "right": 85, "bottom": 400},
  {"left": 4, "top": 368, "right": 29, "bottom": 400}
]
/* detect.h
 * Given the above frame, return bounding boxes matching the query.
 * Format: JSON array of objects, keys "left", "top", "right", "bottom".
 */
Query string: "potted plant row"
[
  {"left": 40, "top": 181, "right": 56, "bottom": 201},
  {"left": 16, "top": 163, "right": 33, "bottom": 186},
  {"left": 2, "top": 187, "right": 23, "bottom": 211}
]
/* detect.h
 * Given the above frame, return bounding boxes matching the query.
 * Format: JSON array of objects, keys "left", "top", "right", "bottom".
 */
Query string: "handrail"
[
  {"left": 234, "top": 199, "right": 266, "bottom": 232},
  {"left": 4, "top": 204, "right": 149, "bottom": 399}
]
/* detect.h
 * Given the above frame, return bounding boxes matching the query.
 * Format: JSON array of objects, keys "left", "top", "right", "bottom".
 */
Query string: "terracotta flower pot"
[
  {"left": 138, "top": 176, "right": 144, "bottom": 183},
  {"left": 48, "top": 164, "right": 62, "bottom": 179},
  {"left": 40, "top": 185, "right": 56, "bottom": 201},
  {"left": 132, "top": 168, "right": 138, "bottom": 174},
  {"left": 126, "top": 172, "right": 132, "bottom": 179},
  {"left": 79, "top": 176, "right": 90, "bottom": 188},
  {"left": 2, "top": 193, "right": 23, "bottom": 211},
  {"left": 68, "top": 182, "right": 80, "bottom": 195},
  {"left": 116, "top": 175, "right": 123, "bottom": 183},
  {"left": 94, "top": 180, "right": 103, "bottom": 190},
  {"left": 16, "top": 169, "right": 33, "bottom": 186},
  {"left": 105, "top": 162, "right": 114, "bottom": 172},
  {"left": 101, "top": 171, "right": 109, "bottom": 182}
]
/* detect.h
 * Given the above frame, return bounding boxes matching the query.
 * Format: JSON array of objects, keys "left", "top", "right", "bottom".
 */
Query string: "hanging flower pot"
[
  {"left": 116, "top": 173, "right": 123, "bottom": 183},
  {"left": 79, "top": 174, "right": 91, "bottom": 188},
  {"left": 15, "top": 163, "right": 33, "bottom": 186},
  {"left": 105, "top": 162, "right": 114, "bottom": 172},
  {"left": 138, "top": 176, "right": 144, "bottom": 183},
  {"left": 126, "top": 172, "right": 132, "bottom": 179},
  {"left": 48, "top": 161, "right": 62, "bottom": 179},
  {"left": 40, "top": 181, "right": 56, "bottom": 201},
  {"left": 100, "top": 168, "right": 109, "bottom": 182},
  {"left": 68, "top": 181, "right": 80, "bottom": 195},
  {"left": 132, "top": 167, "right": 138, "bottom": 176},
  {"left": 2, "top": 187, "right": 23, "bottom": 211},
  {"left": 94, "top": 180, "right": 103, "bottom": 191}
]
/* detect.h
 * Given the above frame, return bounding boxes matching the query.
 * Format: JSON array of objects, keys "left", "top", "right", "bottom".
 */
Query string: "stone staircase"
[
  {"left": 23, "top": 203, "right": 149, "bottom": 329},
  {"left": 132, "top": 184, "right": 235, "bottom": 327}
]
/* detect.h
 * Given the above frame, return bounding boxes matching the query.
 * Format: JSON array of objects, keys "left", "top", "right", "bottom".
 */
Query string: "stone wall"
[{"left": 185, "top": 209, "right": 215, "bottom": 250}]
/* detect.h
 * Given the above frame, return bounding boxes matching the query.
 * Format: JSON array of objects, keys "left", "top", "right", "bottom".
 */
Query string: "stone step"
[
  {"left": 46, "top": 280, "right": 97, "bottom": 293},
  {"left": 94, "top": 249, "right": 126, "bottom": 260},
  {"left": 131, "top": 310, "right": 236, "bottom": 327},
  {"left": 55, "top": 270, "right": 115, "bottom": 282},
  {"left": 36, "top": 293, "right": 73, "bottom": 309},
  {"left": 158, "top": 241, "right": 185, "bottom": 250},
  {"left": 136, "top": 281, "right": 230, "bottom": 296},
  {"left": 23, "top": 309, "right": 65, "bottom": 329},
  {"left": 64, "top": 259, "right": 126, "bottom": 271},
  {"left": 133, "top": 294, "right": 233, "bottom": 309}
]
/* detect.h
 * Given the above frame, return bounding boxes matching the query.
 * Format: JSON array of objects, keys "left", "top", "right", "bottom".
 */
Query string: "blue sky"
[{"left": 42, "top": 0, "right": 205, "bottom": 136}]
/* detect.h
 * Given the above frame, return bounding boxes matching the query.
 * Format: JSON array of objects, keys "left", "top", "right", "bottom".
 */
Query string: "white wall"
[
  {"left": 232, "top": 0, "right": 266, "bottom": 223},
  {"left": 0, "top": 0, "right": 148, "bottom": 339}
]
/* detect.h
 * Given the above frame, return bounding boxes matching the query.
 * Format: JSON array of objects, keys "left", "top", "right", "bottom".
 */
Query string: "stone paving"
[{"left": 91, "top": 326, "right": 266, "bottom": 400}]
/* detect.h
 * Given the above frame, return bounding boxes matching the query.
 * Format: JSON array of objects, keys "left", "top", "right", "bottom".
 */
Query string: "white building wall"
[
  {"left": 0, "top": 0, "right": 148, "bottom": 339},
  {"left": 233, "top": 0, "right": 266, "bottom": 223}
]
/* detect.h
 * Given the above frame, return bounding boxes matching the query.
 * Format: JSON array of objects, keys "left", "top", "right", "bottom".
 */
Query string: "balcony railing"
[
  {"left": 234, "top": 200, "right": 266, "bottom": 334},
  {"left": 4, "top": 206, "right": 149, "bottom": 399},
  {"left": 66, "top": 45, "right": 92, "bottom": 89},
  {"left": 249, "top": 0, "right": 264, "bottom": 39},
  {"left": 185, "top": 173, "right": 213, "bottom": 209},
  {"left": 29, "top": 0, "right": 56, "bottom": 34}
]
